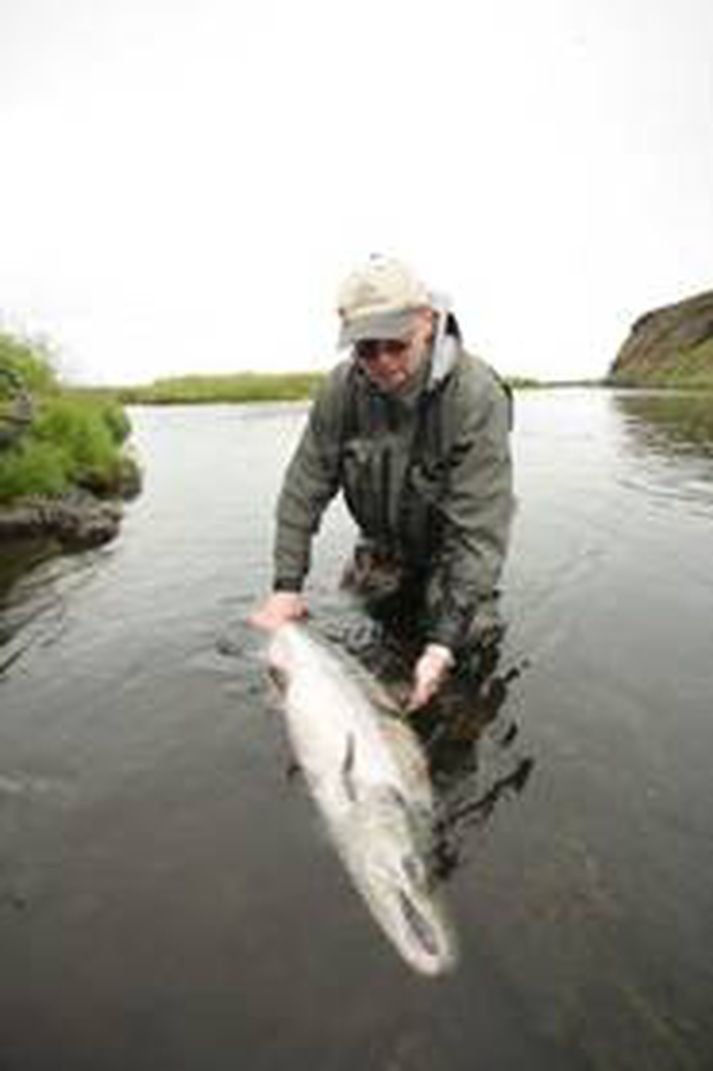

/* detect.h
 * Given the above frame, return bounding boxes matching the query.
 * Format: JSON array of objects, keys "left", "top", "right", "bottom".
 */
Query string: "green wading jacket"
[{"left": 273, "top": 330, "right": 514, "bottom": 651}]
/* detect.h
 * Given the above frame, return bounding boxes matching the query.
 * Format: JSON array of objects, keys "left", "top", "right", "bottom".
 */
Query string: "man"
[{"left": 249, "top": 255, "right": 513, "bottom": 709}]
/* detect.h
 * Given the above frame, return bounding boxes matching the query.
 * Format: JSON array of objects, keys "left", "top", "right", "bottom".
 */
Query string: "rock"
[
  {"left": 609, "top": 290, "right": 713, "bottom": 386},
  {"left": 0, "top": 492, "right": 123, "bottom": 550}
]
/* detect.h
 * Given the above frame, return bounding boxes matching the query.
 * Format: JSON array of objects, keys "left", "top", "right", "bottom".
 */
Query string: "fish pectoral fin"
[
  {"left": 342, "top": 734, "right": 357, "bottom": 802},
  {"left": 268, "top": 664, "right": 288, "bottom": 693}
]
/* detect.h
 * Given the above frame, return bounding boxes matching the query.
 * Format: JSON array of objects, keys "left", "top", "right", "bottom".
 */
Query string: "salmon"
[{"left": 268, "top": 622, "right": 457, "bottom": 976}]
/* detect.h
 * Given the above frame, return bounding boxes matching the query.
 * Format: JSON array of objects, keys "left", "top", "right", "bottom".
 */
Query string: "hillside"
[{"left": 608, "top": 290, "right": 713, "bottom": 387}]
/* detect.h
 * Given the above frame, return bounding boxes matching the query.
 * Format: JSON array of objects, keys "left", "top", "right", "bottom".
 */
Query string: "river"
[{"left": 1, "top": 389, "right": 712, "bottom": 1070}]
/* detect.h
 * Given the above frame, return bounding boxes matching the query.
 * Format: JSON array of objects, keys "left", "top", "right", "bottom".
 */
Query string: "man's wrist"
[{"left": 273, "top": 577, "right": 304, "bottom": 593}]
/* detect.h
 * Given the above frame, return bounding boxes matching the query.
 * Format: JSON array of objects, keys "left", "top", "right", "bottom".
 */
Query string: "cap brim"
[{"left": 338, "top": 308, "right": 418, "bottom": 349}]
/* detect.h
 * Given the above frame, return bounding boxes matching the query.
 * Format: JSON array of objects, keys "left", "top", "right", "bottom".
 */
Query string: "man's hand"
[
  {"left": 248, "top": 592, "right": 308, "bottom": 631},
  {"left": 407, "top": 643, "right": 454, "bottom": 711}
]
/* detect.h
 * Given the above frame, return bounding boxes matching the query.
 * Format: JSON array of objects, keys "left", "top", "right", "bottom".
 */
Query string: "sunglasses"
[{"left": 354, "top": 339, "right": 409, "bottom": 363}]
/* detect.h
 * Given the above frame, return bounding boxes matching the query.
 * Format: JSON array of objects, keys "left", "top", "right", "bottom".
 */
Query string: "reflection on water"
[
  {"left": 0, "top": 544, "right": 109, "bottom": 678},
  {"left": 612, "top": 391, "right": 713, "bottom": 514},
  {"left": 326, "top": 615, "right": 535, "bottom": 889},
  {"left": 613, "top": 390, "right": 713, "bottom": 457},
  {"left": 422, "top": 666, "right": 535, "bottom": 882},
  {"left": 0, "top": 537, "right": 57, "bottom": 602}
]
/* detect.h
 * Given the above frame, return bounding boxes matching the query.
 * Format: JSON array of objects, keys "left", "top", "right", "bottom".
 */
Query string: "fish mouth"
[
  {"left": 396, "top": 887, "right": 456, "bottom": 974},
  {"left": 345, "top": 837, "right": 456, "bottom": 975},
  {"left": 398, "top": 888, "right": 441, "bottom": 957}
]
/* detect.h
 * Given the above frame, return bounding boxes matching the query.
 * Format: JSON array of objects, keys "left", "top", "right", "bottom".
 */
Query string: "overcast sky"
[{"left": 1, "top": 0, "right": 712, "bottom": 384}]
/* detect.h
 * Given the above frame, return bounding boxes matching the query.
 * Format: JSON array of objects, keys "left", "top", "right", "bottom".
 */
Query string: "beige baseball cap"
[{"left": 336, "top": 255, "right": 432, "bottom": 348}]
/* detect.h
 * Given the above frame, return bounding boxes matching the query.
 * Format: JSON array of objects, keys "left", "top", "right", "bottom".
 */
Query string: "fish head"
[{"left": 342, "top": 787, "right": 458, "bottom": 977}]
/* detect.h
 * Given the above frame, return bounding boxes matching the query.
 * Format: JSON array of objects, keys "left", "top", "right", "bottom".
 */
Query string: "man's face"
[{"left": 354, "top": 309, "right": 434, "bottom": 394}]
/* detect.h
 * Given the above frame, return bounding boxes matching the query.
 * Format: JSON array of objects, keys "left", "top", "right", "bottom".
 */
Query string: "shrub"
[
  {"left": 33, "top": 397, "right": 117, "bottom": 487},
  {"left": 0, "top": 332, "right": 59, "bottom": 393},
  {"left": 0, "top": 440, "right": 70, "bottom": 502},
  {"left": 0, "top": 330, "right": 138, "bottom": 504},
  {"left": 99, "top": 399, "right": 131, "bottom": 444}
]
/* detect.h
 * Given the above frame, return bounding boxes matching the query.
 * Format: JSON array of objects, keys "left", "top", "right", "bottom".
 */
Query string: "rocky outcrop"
[
  {"left": 608, "top": 290, "right": 713, "bottom": 386},
  {"left": 0, "top": 491, "right": 124, "bottom": 549}
]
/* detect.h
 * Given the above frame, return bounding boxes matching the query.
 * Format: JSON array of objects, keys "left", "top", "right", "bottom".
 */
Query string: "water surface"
[{"left": 1, "top": 390, "right": 712, "bottom": 1070}]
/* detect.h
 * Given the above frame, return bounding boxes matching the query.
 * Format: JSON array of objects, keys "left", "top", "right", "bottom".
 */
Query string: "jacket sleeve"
[
  {"left": 425, "top": 372, "right": 514, "bottom": 650},
  {"left": 272, "top": 369, "right": 346, "bottom": 591}
]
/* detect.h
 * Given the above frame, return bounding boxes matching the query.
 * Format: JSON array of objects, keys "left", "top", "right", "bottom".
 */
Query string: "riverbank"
[
  {"left": 0, "top": 489, "right": 124, "bottom": 548},
  {"left": 0, "top": 479, "right": 140, "bottom": 600},
  {"left": 1, "top": 332, "right": 142, "bottom": 571},
  {"left": 107, "top": 372, "right": 326, "bottom": 405},
  {"left": 82, "top": 372, "right": 560, "bottom": 406}
]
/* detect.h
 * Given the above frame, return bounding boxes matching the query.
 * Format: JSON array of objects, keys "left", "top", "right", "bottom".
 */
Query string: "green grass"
[
  {"left": 0, "top": 331, "right": 59, "bottom": 393},
  {"left": 111, "top": 372, "right": 326, "bottom": 405},
  {"left": 0, "top": 335, "right": 138, "bottom": 504},
  {"left": 609, "top": 338, "right": 713, "bottom": 388},
  {"left": 89, "top": 371, "right": 552, "bottom": 406},
  {"left": 0, "top": 394, "right": 137, "bottom": 503},
  {"left": 0, "top": 439, "right": 69, "bottom": 500}
]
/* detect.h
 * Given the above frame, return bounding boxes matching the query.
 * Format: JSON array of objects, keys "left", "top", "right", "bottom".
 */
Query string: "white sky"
[{"left": 1, "top": 0, "right": 712, "bottom": 384}]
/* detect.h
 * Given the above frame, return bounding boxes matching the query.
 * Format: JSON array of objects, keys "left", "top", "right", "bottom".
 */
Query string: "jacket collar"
[{"left": 427, "top": 328, "right": 459, "bottom": 392}]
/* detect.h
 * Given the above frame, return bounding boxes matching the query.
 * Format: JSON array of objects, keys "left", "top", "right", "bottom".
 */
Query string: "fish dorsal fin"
[
  {"left": 345, "top": 660, "right": 402, "bottom": 716},
  {"left": 305, "top": 624, "right": 403, "bottom": 715},
  {"left": 366, "top": 681, "right": 402, "bottom": 717}
]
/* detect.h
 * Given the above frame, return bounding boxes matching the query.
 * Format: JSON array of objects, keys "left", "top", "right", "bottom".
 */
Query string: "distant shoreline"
[{"left": 74, "top": 373, "right": 609, "bottom": 406}]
